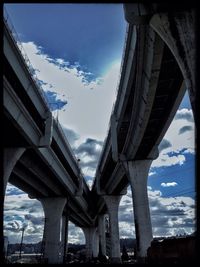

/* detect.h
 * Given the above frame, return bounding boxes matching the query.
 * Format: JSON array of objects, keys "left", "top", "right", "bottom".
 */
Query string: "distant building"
[
  {"left": 147, "top": 236, "right": 196, "bottom": 264},
  {"left": 9, "top": 252, "right": 42, "bottom": 263}
]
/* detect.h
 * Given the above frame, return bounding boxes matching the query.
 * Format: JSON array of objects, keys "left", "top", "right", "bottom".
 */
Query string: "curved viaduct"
[
  {"left": 3, "top": 3, "right": 196, "bottom": 264},
  {"left": 90, "top": 3, "right": 195, "bottom": 263},
  {"left": 3, "top": 19, "right": 96, "bottom": 263}
]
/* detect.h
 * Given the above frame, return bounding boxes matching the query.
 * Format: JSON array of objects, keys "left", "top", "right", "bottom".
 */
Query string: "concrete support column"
[
  {"left": 103, "top": 195, "right": 122, "bottom": 263},
  {"left": 125, "top": 160, "right": 153, "bottom": 260},
  {"left": 40, "top": 197, "right": 67, "bottom": 264},
  {"left": 3, "top": 148, "right": 26, "bottom": 194},
  {"left": 93, "top": 228, "right": 99, "bottom": 258},
  {"left": 61, "top": 214, "right": 68, "bottom": 263},
  {"left": 82, "top": 227, "right": 96, "bottom": 260},
  {"left": 98, "top": 214, "right": 106, "bottom": 256}
]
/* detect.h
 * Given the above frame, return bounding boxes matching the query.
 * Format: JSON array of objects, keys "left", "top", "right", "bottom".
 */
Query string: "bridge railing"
[
  {"left": 3, "top": 7, "right": 51, "bottom": 111},
  {"left": 103, "top": 23, "right": 130, "bottom": 147},
  {"left": 115, "top": 23, "right": 130, "bottom": 99}
]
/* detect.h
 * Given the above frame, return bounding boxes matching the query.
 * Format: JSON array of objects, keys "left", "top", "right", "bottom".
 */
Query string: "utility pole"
[{"left": 19, "top": 227, "right": 25, "bottom": 259}]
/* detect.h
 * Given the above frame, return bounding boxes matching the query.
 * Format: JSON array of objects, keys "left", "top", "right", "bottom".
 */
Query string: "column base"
[
  {"left": 137, "top": 256, "right": 147, "bottom": 263},
  {"left": 110, "top": 257, "right": 122, "bottom": 264}
]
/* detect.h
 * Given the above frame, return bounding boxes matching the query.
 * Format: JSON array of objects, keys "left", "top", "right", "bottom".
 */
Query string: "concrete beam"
[
  {"left": 148, "top": 81, "right": 186, "bottom": 157},
  {"left": 53, "top": 121, "right": 81, "bottom": 177},
  {"left": 95, "top": 133, "right": 112, "bottom": 182},
  {"left": 4, "top": 24, "right": 48, "bottom": 116},
  {"left": 105, "top": 163, "right": 125, "bottom": 195},
  {"left": 66, "top": 200, "right": 94, "bottom": 227},
  {"left": 124, "top": 27, "right": 164, "bottom": 159},
  {"left": 124, "top": 3, "right": 153, "bottom": 25},
  {"left": 9, "top": 175, "right": 42, "bottom": 199},
  {"left": 111, "top": 113, "right": 118, "bottom": 162},
  {"left": 12, "top": 167, "right": 49, "bottom": 197},
  {"left": 150, "top": 11, "right": 196, "bottom": 121},
  {"left": 4, "top": 78, "right": 42, "bottom": 147},
  {"left": 38, "top": 147, "right": 77, "bottom": 195},
  {"left": 114, "top": 25, "right": 137, "bottom": 121},
  {"left": 19, "top": 156, "right": 64, "bottom": 195}
]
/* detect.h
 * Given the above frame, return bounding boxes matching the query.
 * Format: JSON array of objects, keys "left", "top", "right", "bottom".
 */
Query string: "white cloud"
[
  {"left": 161, "top": 182, "right": 178, "bottom": 187},
  {"left": 21, "top": 41, "right": 120, "bottom": 144},
  {"left": 148, "top": 187, "right": 195, "bottom": 237},
  {"left": 4, "top": 42, "right": 195, "bottom": 245},
  {"left": 175, "top": 108, "right": 194, "bottom": 122},
  {"left": 4, "top": 185, "right": 44, "bottom": 244},
  {"left": 149, "top": 172, "right": 156, "bottom": 177},
  {"left": 81, "top": 166, "right": 96, "bottom": 178},
  {"left": 150, "top": 105, "right": 194, "bottom": 171},
  {"left": 117, "top": 186, "right": 195, "bottom": 239},
  {"left": 4, "top": 184, "right": 195, "bottom": 244},
  {"left": 151, "top": 153, "right": 186, "bottom": 168},
  {"left": 68, "top": 222, "right": 85, "bottom": 244},
  {"left": 160, "top": 108, "right": 194, "bottom": 155}
]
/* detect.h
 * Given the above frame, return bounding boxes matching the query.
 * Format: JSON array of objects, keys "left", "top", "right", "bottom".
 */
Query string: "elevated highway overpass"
[
  {"left": 3, "top": 18, "right": 96, "bottom": 263},
  {"left": 3, "top": 3, "right": 196, "bottom": 264},
  {"left": 91, "top": 3, "right": 195, "bottom": 263}
]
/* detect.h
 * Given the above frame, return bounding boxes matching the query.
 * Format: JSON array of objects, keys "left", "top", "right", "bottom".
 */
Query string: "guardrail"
[{"left": 3, "top": 7, "right": 51, "bottom": 111}]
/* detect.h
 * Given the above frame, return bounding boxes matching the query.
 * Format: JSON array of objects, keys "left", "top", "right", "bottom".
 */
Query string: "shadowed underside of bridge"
[
  {"left": 8, "top": 149, "right": 93, "bottom": 227},
  {"left": 91, "top": 26, "right": 184, "bottom": 218},
  {"left": 3, "top": 20, "right": 95, "bottom": 228}
]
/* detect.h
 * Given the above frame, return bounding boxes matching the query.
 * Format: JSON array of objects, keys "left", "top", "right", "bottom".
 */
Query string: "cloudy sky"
[{"left": 4, "top": 4, "right": 195, "bottom": 245}]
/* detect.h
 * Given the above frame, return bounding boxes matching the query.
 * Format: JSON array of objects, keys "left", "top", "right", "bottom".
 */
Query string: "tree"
[{"left": 121, "top": 245, "right": 129, "bottom": 261}]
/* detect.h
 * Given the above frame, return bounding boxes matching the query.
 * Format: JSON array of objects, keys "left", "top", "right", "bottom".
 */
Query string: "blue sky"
[
  {"left": 5, "top": 4, "right": 126, "bottom": 80},
  {"left": 4, "top": 4, "right": 195, "bottom": 244}
]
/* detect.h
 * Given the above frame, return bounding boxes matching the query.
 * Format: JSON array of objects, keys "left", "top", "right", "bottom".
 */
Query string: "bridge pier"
[
  {"left": 98, "top": 214, "right": 106, "bottom": 256},
  {"left": 82, "top": 227, "right": 97, "bottom": 260},
  {"left": 103, "top": 195, "right": 122, "bottom": 263},
  {"left": 3, "top": 148, "right": 26, "bottom": 195},
  {"left": 61, "top": 214, "right": 68, "bottom": 263},
  {"left": 124, "top": 160, "right": 153, "bottom": 261},
  {"left": 40, "top": 197, "right": 67, "bottom": 264},
  {"left": 93, "top": 228, "right": 99, "bottom": 258}
]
